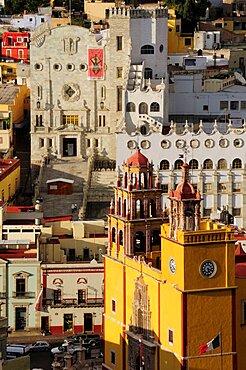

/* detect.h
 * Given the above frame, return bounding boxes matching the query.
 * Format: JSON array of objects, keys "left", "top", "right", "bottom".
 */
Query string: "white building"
[
  {"left": 30, "top": 8, "right": 168, "bottom": 165},
  {"left": 169, "top": 73, "right": 246, "bottom": 124},
  {"left": 11, "top": 14, "right": 51, "bottom": 31},
  {"left": 194, "top": 31, "right": 221, "bottom": 50},
  {"left": 40, "top": 261, "right": 104, "bottom": 334},
  {"left": 116, "top": 121, "right": 246, "bottom": 228}
]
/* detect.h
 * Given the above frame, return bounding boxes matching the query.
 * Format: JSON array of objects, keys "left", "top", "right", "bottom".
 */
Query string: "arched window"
[
  {"left": 126, "top": 102, "right": 136, "bottom": 112},
  {"left": 203, "top": 159, "right": 213, "bottom": 169},
  {"left": 118, "top": 197, "right": 121, "bottom": 216},
  {"left": 135, "top": 231, "right": 145, "bottom": 253},
  {"left": 189, "top": 159, "right": 199, "bottom": 169},
  {"left": 144, "top": 68, "right": 152, "bottom": 79},
  {"left": 141, "top": 45, "right": 154, "bottom": 54},
  {"left": 160, "top": 159, "right": 170, "bottom": 170},
  {"left": 112, "top": 227, "right": 116, "bottom": 243},
  {"left": 218, "top": 159, "right": 227, "bottom": 170},
  {"left": 151, "top": 230, "right": 160, "bottom": 248},
  {"left": 123, "top": 199, "right": 126, "bottom": 217},
  {"left": 174, "top": 159, "right": 183, "bottom": 169},
  {"left": 150, "top": 199, "right": 156, "bottom": 217},
  {"left": 232, "top": 158, "right": 242, "bottom": 169},
  {"left": 119, "top": 230, "right": 123, "bottom": 246},
  {"left": 136, "top": 199, "right": 144, "bottom": 218},
  {"left": 139, "top": 102, "right": 148, "bottom": 115},
  {"left": 150, "top": 102, "right": 160, "bottom": 112}
]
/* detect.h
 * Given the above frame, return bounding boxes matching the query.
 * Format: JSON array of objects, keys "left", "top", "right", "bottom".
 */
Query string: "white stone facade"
[
  {"left": 30, "top": 8, "right": 168, "bottom": 164},
  {"left": 41, "top": 262, "right": 104, "bottom": 334},
  {"left": 116, "top": 121, "right": 246, "bottom": 228}
]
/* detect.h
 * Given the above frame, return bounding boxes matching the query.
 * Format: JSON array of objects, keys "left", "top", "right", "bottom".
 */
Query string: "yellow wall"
[
  {"left": 11, "top": 84, "right": 29, "bottom": 124},
  {"left": 84, "top": 1, "right": 115, "bottom": 22},
  {"left": 0, "top": 62, "right": 17, "bottom": 84},
  {"left": 168, "top": 10, "right": 194, "bottom": 53},
  {"left": 236, "top": 277, "right": 246, "bottom": 370},
  {"left": 104, "top": 219, "right": 236, "bottom": 370},
  {"left": 0, "top": 162, "right": 20, "bottom": 203}
]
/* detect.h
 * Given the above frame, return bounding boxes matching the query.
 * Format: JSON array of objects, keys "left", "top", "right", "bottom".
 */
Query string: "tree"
[
  {"left": 166, "top": 0, "right": 211, "bottom": 30},
  {"left": 5, "top": 0, "right": 50, "bottom": 14}
]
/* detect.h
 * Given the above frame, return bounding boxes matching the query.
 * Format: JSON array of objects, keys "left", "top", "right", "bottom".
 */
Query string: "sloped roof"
[{"left": 126, "top": 148, "right": 149, "bottom": 167}]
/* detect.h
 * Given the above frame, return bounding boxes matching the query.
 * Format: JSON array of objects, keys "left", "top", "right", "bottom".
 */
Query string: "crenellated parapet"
[{"left": 108, "top": 7, "right": 168, "bottom": 19}]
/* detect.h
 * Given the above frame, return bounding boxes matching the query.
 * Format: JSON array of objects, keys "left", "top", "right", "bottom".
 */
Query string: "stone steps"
[
  {"left": 39, "top": 158, "right": 88, "bottom": 218},
  {"left": 88, "top": 170, "right": 116, "bottom": 202}
]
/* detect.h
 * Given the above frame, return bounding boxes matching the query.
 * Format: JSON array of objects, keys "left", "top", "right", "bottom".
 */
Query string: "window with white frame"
[
  {"left": 203, "top": 208, "right": 212, "bottom": 217},
  {"left": 233, "top": 182, "right": 241, "bottom": 193},
  {"left": 203, "top": 183, "right": 212, "bottom": 193},
  {"left": 218, "top": 183, "right": 227, "bottom": 192},
  {"left": 232, "top": 208, "right": 241, "bottom": 216}
]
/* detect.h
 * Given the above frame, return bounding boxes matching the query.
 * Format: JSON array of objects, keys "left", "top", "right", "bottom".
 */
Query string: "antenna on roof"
[{"left": 69, "top": 0, "right": 72, "bottom": 25}]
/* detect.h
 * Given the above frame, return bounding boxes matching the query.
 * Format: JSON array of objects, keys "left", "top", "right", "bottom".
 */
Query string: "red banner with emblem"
[{"left": 88, "top": 48, "right": 104, "bottom": 80}]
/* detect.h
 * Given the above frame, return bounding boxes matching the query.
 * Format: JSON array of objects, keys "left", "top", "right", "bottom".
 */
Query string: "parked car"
[
  {"left": 7, "top": 344, "right": 30, "bottom": 359},
  {"left": 28, "top": 341, "right": 50, "bottom": 352},
  {"left": 51, "top": 343, "right": 80, "bottom": 355},
  {"left": 51, "top": 345, "right": 67, "bottom": 355},
  {"left": 65, "top": 333, "right": 101, "bottom": 347}
]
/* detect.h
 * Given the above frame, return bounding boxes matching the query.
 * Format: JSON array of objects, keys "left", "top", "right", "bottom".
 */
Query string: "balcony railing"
[
  {"left": 13, "top": 292, "right": 35, "bottom": 298},
  {"left": 42, "top": 297, "right": 104, "bottom": 307}
]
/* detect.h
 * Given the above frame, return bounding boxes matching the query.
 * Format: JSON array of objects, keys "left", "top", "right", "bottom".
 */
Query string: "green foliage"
[
  {"left": 5, "top": 0, "right": 52, "bottom": 14},
  {"left": 167, "top": 0, "right": 211, "bottom": 28}
]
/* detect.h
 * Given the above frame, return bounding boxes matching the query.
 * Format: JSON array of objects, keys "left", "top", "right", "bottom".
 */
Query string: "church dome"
[
  {"left": 171, "top": 163, "right": 201, "bottom": 201},
  {"left": 127, "top": 148, "right": 149, "bottom": 167}
]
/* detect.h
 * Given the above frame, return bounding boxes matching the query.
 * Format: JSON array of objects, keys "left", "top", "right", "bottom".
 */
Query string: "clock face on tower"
[
  {"left": 169, "top": 258, "right": 176, "bottom": 274},
  {"left": 200, "top": 260, "right": 217, "bottom": 278}
]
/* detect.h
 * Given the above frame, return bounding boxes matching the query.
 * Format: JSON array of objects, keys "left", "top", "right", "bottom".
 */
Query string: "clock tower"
[{"left": 161, "top": 163, "right": 236, "bottom": 370}]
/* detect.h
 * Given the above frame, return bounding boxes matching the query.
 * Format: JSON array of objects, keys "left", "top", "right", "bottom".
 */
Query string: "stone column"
[
  {"left": 227, "top": 169, "right": 233, "bottom": 214},
  {"left": 145, "top": 224, "right": 150, "bottom": 253},
  {"left": 64, "top": 353, "right": 73, "bottom": 369},
  {"left": 242, "top": 168, "right": 246, "bottom": 228},
  {"left": 212, "top": 170, "right": 218, "bottom": 213}
]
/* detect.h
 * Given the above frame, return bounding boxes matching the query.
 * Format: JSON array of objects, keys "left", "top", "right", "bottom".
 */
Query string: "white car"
[
  {"left": 51, "top": 345, "right": 67, "bottom": 355},
  {"left": 28, "top": 341, "right": 50, "bottom": 352},
  {"left": 51, "top": 343, "right": 80, "bottom": 355}
]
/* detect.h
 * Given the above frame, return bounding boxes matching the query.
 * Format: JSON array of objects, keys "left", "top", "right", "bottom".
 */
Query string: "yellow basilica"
[{"left": 103, "top": 149, "right": 236, "bottom": 370}]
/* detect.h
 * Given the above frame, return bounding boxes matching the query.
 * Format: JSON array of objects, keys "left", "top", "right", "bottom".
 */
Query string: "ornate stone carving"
[
  {"left": 63, "top": 37, "right": 80, "bottom": 55},
  {"left": 132, "top": 275, "right": 151, "bottom": 335},
  {"left": 62, "top": 84, "right": 81, "bottom": 102}
]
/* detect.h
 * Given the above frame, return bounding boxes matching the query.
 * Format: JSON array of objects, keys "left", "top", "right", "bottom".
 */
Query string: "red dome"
[
  {"left": 127, "top": 148, "right": 149, "bottom": 167},
  {"left": 170, "top": 163, "right": 201, "bottom": 201}
]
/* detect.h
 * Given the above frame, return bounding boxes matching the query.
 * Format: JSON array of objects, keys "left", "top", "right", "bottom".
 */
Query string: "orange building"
[{"left": 103, "top": 150, "right": 236, "bottom": 370}]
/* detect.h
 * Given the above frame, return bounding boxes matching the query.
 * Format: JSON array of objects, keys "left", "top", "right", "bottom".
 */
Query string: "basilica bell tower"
[{"left": 108, "top": 148, "right": 164, "bottom": 260}]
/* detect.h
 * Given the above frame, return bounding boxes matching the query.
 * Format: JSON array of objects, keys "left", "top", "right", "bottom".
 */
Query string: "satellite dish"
[{"left": 234, "top": 71, "right": 246, "bottom": 85}]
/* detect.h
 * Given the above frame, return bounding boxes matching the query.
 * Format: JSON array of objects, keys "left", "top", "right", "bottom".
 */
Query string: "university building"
[{"left": 30, "top": 8, "right": 168, "bottom": 166}]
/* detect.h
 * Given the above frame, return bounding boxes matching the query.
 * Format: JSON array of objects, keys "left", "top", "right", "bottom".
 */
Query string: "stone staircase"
[
  {"left": 39, "top": 158, "right": 88, "bottom": 218},
  {"left": 85, "top": 170, "right": 116, "bottom": 219},
  {"left": 127, "top": 64, "right": 144, "bottom": 91},
  {"left": 88, "top": 170, "right": 116, "bottom": 202}
]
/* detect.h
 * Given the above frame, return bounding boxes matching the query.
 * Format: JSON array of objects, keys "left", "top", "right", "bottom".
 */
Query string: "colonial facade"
[
  {"left": 104, "top": 150, "right": 236, "bottom": 370},
  {"left": 40, "top": 261, "right": 104, "bottom": 334},
  {"left": 1, "top": 31, "right": 30, "bottom": 63},
  {"left": 29, "top": 8, "right": 168, "bottom": 165},
  {"left": 117, "top": 121, "right": 246, "bottom": 228}
]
